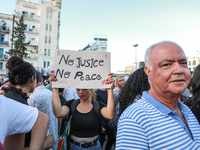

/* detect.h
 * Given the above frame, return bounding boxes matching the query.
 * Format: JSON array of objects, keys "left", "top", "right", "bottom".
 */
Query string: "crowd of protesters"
[{"left": 1, "top": 41, "right": 200, "bottom": 150}]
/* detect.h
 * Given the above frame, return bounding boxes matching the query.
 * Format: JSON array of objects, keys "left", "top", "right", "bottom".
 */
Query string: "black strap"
[
  {"left": 92, "top": 100, "right": 102, "bottom": 120},
  {"left": 70, "top": 99, "right": 80, "bottom": 115},
  {"left": 70, "top": 99, "right": 102, "bottom": 120}
]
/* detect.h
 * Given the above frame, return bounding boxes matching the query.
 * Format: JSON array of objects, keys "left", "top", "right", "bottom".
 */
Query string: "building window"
[
  {"left": 46, "top": 12, "right": 49, "bottom": 18},
  {"left": 32, "top": 26, "right": 35, "bottom": 31},
  {"left": 30, "top": 13, "right": 35, "bottom": 18},
  {"left": 0, "top": 48, "right": 3, "bottom": 58},
  {"left": 47, "top": 62, "right": 50, "bottom": 68},
  {"left": 1, "top": 21, "right": 6, "bottom": 30},
  {"left": 23, "top": 24, "right": 27, "bottom": 30},
  {"left": 49, "top": 37, "right": 51, "bottom": 43},
  {"left": 188, "top": 61, "right": 191, "bottom": 66},
  {"left": 45, "top": 36, "right": 47, "bottom": 43},
  {"left": 193, "top": 60, "right": 196, "bottom": 65},
  {"left": 50, "top": 12, "right": 52, "bottom": 19},
  {"left": 22, "top": 11, "right": 28, "bottom": 18},
  {"left": 48, "top": 49, "right": 50, "bottom": 56},
  {"left": 29, "top": 37, "right": 35, "bottom": 41},
  {"left": 46, "top": 24, "right": 48, "bottom": 31},
  {"left": 0, "top": 34, "right": 4, "bottom": 42},
  {"left": 0, "top": 63, "right": 2, "bottom": 70},
  {"left": 189, "top": 67, "right": 191, "bottom": 71},
  {"left": 58, "top": 12, "right": 60, "bottom": 18},
  {"left": 44, "top": 49, "right": 47, "bottom": 56},
  {"left": 30, "top": 63, "right": 33, "bottom": 66},
  {"left": 43, "top": 61, "right": 46, "bottom": 68},
  {"left": 49, "top": 25, "right": 51, "bottom": 31},
  {"left": 193, "top": 67, "right": 196, "bottom": 71},
  {"left": 29, "top": 25, "right": 33, "bottom": 31}
]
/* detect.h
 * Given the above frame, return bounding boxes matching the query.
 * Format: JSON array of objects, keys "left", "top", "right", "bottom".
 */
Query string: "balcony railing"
[
  {"left": 0, "top": 54, "right": 8, "bottom": 60},
  {"left": 16, "top": 12, "right": 40, "bottom": 21},
  {"left": 0, "top": 13, "right": 13, "bottom": 20},
  {"left": 0, "top": 70, "right": 7, "bottom": 75},
  {"left": 25, "top": 40, "right": 38, "bottom": 46},
  {"left": 0, "top": 41, "right": 8, "bottom": 45},
  {"left": 26, "top": 28, "right": 39, "bottom": 33},
  {"left": 26, "top": 53, "right": 38, "bottom": 59},
  {"left": 0, "top": 27, "right": 10, "bottom": 33},
  {"left": 30, "top": 40, "right": 38, "bottom": 46}
]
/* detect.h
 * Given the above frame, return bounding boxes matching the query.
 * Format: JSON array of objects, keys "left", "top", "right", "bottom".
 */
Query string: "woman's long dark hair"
[
  {"left": 190, "top": 64, "right": 200, "bottom": 108},
  {"left": 117, "top": 67, "right": 150, "bottom": 117}
]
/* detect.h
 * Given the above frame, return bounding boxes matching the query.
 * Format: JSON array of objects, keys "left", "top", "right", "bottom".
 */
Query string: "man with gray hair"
[{"left": 116, "top": 41, "right": 200, "bottom": 149}]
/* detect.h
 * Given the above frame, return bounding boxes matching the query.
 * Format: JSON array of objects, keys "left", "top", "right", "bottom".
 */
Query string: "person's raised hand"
[
  {"left": 106, "top": 73, "right": 115, "bottom": 90},
  {"left": 48, "top": 70, "right": 57, "bottom": 84}
]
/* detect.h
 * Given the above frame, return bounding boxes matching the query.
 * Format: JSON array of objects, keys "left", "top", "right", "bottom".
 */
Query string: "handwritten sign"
[{"left": 52, "top": 49, "right": 111, "bottom": 89}]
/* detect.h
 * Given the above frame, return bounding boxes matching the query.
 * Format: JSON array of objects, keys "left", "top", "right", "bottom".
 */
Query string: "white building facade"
[
  {"left": 16, "top": 0, "right": 62, "bottom": 75},
  {"left": 79, "top": 36, "right": 107, "bottom": 52},
  {"left": 0, "top": 0, "right": 62, "bottom": 79},
  {"left": 187, "top": 57, "right": 200, "bottom": 72},
  {"left": 0, "top": 13, "right": 13, "bottom": 78}
]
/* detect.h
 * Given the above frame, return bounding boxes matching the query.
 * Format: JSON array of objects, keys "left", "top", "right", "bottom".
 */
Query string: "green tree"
[{"left": 7, "top": 15, "right": 30, "bottom": 58}]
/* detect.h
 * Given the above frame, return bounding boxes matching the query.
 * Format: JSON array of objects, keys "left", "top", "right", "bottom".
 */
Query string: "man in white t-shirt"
[
  {"left": 63, "top": 88, "right": 79, "bottom": 101},
  {"left": 0, "top": 95, "right": 49, "bottom": 150}
]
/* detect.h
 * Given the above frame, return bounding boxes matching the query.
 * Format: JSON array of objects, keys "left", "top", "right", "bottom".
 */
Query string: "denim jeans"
[{"left": 69, "top": 139, "right": 102, "bottom": 150}]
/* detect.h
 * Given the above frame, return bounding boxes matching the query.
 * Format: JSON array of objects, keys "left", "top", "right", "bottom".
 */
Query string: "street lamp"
[
  {"left": 11, "top": 9, "right": 17, "bottom": 49},
  {"left": 133, "top": 44, "right": 139, "bottom": 70}
]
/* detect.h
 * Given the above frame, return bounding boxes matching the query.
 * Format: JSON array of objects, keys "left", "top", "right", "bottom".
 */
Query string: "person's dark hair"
[
  {"left": 187, "top": 77, "right": 193, "bottom": 89},
  {"left": 6, "top": 56, "right": 36, "bottom": 86},
  {"left": 36, "top": 70, "right": 41, "bottom": 83},
  {"left": 1, "top": 87, "right": 9, "bottom": 93},
  {"left": 190, "top": 64, "right": 200, "bottom": 108},
  {"left": 117, "top": 67, "right": 150, "bottom": 117}
]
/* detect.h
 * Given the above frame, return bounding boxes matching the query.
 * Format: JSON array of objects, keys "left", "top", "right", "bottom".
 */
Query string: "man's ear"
[
  {"left": 39, "top": 77, "right": 42, "bottom": 83},
  {"left": 30, "top": 76, "right": 34, "bottom": 83},
  {"left": 144, "top": 66, "right": 151, "bottom": 78}
]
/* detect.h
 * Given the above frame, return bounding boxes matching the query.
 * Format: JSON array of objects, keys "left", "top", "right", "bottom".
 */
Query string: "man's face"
[
  {"left": 0, "top": 90, "right": 5, "bottom": 95},
  {"left": 117, "top": 77, "right": 124, "bottom": 88},
  {"left": 146, "top": 43, "right": 190, "bottom": 96}
]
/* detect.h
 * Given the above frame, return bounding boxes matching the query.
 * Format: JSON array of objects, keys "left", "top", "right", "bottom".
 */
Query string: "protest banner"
[{"left": 52, "top": 49, "right": 111, "bottom": 89}]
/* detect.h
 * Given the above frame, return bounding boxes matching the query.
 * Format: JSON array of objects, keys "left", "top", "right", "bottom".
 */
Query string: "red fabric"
[
  {"left": 0, "top": 142, "right": 5, "bottom": 150},
  {"left": 58, "top": 138, "right": 64, "bottom": 150},
  {"left": 180, "top": 94, "right": 183, "bottom": 102}
]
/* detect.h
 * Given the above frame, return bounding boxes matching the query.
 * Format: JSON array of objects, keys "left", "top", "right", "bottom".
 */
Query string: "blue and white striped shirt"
[{"left": 116, "top": 91, "right": 200, "bottom": 150}]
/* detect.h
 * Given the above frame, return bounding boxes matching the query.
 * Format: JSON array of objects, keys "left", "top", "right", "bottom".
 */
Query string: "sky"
[{"left": 1, "top": 0, "right": 200, "bottom": 72}]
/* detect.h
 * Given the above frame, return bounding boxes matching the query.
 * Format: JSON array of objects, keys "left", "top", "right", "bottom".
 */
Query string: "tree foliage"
[{"left": 7, "top": 15, "right": 30, "bottom": 58}]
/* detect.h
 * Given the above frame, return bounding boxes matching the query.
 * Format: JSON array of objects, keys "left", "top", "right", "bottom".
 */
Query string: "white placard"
[{"left": 52, "top": 49, "right": 111, "bottom": 89}]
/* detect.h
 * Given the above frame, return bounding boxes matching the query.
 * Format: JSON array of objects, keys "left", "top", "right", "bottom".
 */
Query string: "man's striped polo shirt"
[{"left": 116, "top": 91, "right": 200, "bottom": 150}]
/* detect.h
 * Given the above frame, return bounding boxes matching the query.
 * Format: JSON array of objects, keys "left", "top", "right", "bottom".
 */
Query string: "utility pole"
[
  {"left": 11, "top": 10, "right": 17, "bottom": 49},
  {"left": 133, "top": 44, "right": 139, "bottom": 70}
]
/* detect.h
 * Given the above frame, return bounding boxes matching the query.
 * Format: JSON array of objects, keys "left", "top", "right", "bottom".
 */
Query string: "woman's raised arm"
[
  {"left": 101, "top": 73, "right": 115, "bottom": 119},
  {"left": 49, "top": 71, "right": 70, "bottom": 119}
]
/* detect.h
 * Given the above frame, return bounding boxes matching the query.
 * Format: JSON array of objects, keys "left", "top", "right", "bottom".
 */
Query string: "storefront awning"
[{"left": 41, "top": 72, "right": 50, "bottom": 77}]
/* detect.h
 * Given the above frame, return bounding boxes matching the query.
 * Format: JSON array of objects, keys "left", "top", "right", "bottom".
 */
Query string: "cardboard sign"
[{"left": 52, "top": 49, "right": 111, "bottom": 89}]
